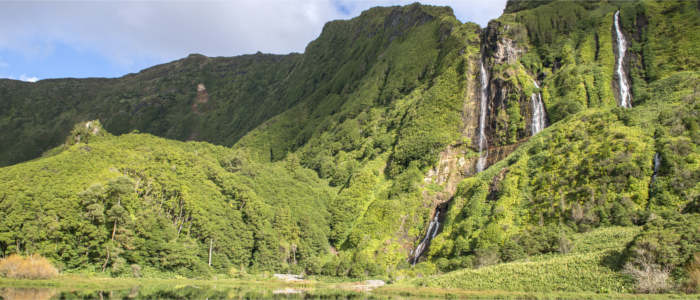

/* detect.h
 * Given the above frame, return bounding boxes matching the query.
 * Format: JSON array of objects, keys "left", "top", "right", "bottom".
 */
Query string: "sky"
[{"left": 0, "top": 0, "right": 507, "bottom": 82}]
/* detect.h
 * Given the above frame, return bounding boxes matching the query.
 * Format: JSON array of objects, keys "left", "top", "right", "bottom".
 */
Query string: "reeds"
[{"left": 0, "top": 254, "right": 58, "bottom": 279}]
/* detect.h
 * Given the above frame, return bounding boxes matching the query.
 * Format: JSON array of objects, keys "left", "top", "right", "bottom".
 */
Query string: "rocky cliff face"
[
  {"left": 474, "top": 20, "right": 544, "bottom": 171},
  {"left": 423, "top": 18, "right": 541, "bottom": 184},
  {"left": 412, "top": 18, "right": 543, "bottom": 262},
  {"left": 422, "top": 57, "right": 481, "bottom": 199}
]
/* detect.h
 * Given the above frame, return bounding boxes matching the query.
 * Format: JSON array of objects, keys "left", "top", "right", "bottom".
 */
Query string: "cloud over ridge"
[{"left": 0, "top": 0, "right": 505, "bottom": 78}]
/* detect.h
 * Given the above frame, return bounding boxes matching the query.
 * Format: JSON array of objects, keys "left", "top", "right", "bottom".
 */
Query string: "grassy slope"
[{"left": 417, "top": 227, "right": 639, "bottom": 293}]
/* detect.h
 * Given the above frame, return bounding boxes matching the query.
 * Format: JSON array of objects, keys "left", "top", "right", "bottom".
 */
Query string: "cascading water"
[
  {"left": 411, "top": 60, "right": 489, "bottom": 265},
  {"left": 476, "top": 60, "right": 489, "bottom": 172},
  {"left": 648, "top": 152, "right": 661, "bottom": 199},
  {"left": 614, "top": 10, "right": 632, "bottom": 108},
  {"left": 651, "top": 153, "right": 661, "bottom": 184},
  {"left": 530, "top": 80, "right": 546, "bottom": 135},
  {"left": 411, "top": 211, "right": 440, "bottom": 265}
]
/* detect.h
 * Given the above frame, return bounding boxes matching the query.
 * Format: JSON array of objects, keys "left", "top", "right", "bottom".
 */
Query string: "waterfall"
[
  {"left": 412, "top": 211, "right": 440, "bottom": 265},
  {"left": 476, "top": 60, "right": 489, "bottom": 172},
  {"left": 530, "top": 80, "right": 546, "bottom": 135},
  {"left": 651, "top": 153, "right": 661, "bottom": 184},
  {"left": 614, "top": 10, "right": 632, "bottom": 108}
]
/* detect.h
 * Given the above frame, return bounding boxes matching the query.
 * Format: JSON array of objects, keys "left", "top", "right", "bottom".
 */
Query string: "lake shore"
[{"left": 1, "top": 275, "right": 697, "bottom": 299}]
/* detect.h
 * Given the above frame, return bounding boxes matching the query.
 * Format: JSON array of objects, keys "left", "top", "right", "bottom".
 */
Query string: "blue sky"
[{"left": 0, "top": 0, "right": 506, "bottom": 82}]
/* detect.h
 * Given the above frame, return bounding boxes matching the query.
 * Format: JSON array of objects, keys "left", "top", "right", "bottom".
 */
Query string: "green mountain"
[{"left": 0, "top": 0, "right": 698, "bottom": 293}]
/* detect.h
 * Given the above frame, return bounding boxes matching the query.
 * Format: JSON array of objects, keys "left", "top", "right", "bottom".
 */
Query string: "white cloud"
[
  {"left": 19, "top": 74, "right": 39, "bottom": 82},
  {"left": 0, "top": 0, "right": 506, "bottom": 68},
  {"left": 0, "top": 0, "right": 343, "bottom": 66},
  {"left": 333, "top": 0, "right": 507, "bottom": 27}
]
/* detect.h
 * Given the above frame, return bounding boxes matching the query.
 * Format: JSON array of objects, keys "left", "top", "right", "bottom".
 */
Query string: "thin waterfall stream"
[
  {"left": 530, "top": 80, "right": 546, "bottom": 135},
  {"left": 651, "top": 153, "right": 661, "bottom": 184},
  {"left": 476, "top": 59, "right": 489, "bottom": 172},
  {"left": 411, "top": 57, "right": 489, "bottom": 265},
  {"left": 411, "top": 211, "right": 440, "bottom": 265},
  {"left": 614, "top": 10, "right": 632, "bottom": 108}
]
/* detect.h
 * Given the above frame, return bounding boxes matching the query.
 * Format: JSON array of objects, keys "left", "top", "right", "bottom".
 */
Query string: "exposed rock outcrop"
[
  {"left": 192, "top": 83, "right": 210, "bottom": 113},
  {"left": 66, "top": 120, "right": 106, "bottom": 146},
  {"left": 476, "top": 20, "right": 548, "bottom": 170}
]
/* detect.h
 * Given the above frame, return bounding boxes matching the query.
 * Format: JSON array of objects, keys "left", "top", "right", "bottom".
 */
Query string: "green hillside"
[
  {"left": 0, "top": 123, "right": 339, "bottom": 276},
  {"left": 0, "top": 53, "right": 308, "bottom": 167},
  {"left": 0, "top": 0, "right": 698, "bottom": 295}
]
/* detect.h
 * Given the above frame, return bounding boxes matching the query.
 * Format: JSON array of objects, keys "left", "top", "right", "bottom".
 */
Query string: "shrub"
[
  {"left": 474, "top": 247, "right": 500, "bottom": 268},
  {"left": 558, "top": 235, "right": 573, "bottom": 254},
  {"left": 500, "top": 239, "right": 526, "bottom": 262},
  {"left": 623, "top": 214, "right": 700, "bottom": 292},
  {"left": 623, "top": 248, "right": 671, "bottom": 293},
  {"left": 0, "top": 254, "right": 59, "bottom": 279},
  {"left": 624, "top": 213, "right": 700, "bottom": 274},
  {"left": 684, "top": 253, "right": 700, "bottom": 293},
  {"left": 131, "top": 264, "right": 142, "bottom": 278}
]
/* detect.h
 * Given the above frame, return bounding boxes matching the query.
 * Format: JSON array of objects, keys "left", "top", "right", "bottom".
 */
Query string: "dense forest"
[{"left": 0, "top": 0, "right": 698, "bottom": 294}]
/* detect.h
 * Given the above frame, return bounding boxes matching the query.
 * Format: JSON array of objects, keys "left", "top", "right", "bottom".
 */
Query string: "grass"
[
  {"left": 418, "top": 249, "right": 633, "bottom": 293},
  {"left": 375, "top": 285, "right": 700, "bottom": 299},
  {"left": 413, "top": 227, "right": 642, "bottom": 293},
  {"left": 0, "top": 275, "right": 314, "bottom": 290},
  {"left": 569, "top": 226, "right": 640, "bottom": 254}
]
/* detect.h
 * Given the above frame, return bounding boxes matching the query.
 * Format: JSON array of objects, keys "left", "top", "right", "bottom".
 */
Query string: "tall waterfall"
[
  {"left": 411, "top": 211, "right": 440, "bottom": 265},
  {"left": 531, "top": 80, "right": 546, "bottom": 135},
  {"left": 476, "top": 60, "right": 489, "bottom": 172},
  {"left": 614, "top": 10, "right": 632, "bottom": 108}
]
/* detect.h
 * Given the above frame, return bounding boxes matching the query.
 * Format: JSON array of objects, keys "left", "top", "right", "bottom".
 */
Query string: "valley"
[{"left": 0, "top": 0, "right": 698, "bottom": 297}]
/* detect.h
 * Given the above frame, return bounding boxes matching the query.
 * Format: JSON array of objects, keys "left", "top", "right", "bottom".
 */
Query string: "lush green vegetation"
[
  {"left": 0, "top": 123, "right": 338, "bottom": 276},
  {"left": 419, "top": 69, "right": 698, "bottom": 292},
  {"left": 405, "top": 1, "right": 699, "bottom": 293},
  {"left": 0, "top": 53, "right": 305, "bottom": 167},
  {"left": 0, "top": 0, "right": 698, "bottom": 296},
  {"left": 235, "top": 3, "right": 484, "bottom": 276},
  {"left": 414, "top": 227, "right": 636, "bottom": 292}
]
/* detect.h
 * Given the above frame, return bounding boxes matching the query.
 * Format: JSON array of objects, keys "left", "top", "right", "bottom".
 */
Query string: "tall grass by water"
[{"left": 0, "top": 254, "right": 58, "bottom": 280}]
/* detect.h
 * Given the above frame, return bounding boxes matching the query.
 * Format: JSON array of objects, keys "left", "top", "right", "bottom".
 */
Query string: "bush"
[
  {"left": 684, "top": 253, "right": 700, "bottom": 293},
  {"left": 0, "top": 254, "right": 59, "bottom": 279},
  {"left": 474, "top": 247, "right": 500, "bottom": 268},
  {"left": 623, "top": 248, "right": 671, "bottom": 293},
  {"left": 623, "top": 213, "right": 700, "bottom": 292},
  {"left": 131, "top": 264, "right": 142, "bottom": 278}
]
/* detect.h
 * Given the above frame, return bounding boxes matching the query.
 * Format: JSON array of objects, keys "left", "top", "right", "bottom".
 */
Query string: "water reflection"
[
  {"left": 0, "top": 287, "right": 57, "bottom": 300},
  {"left": 0, "top": 285, "right": 395, "bottom": 300}
]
